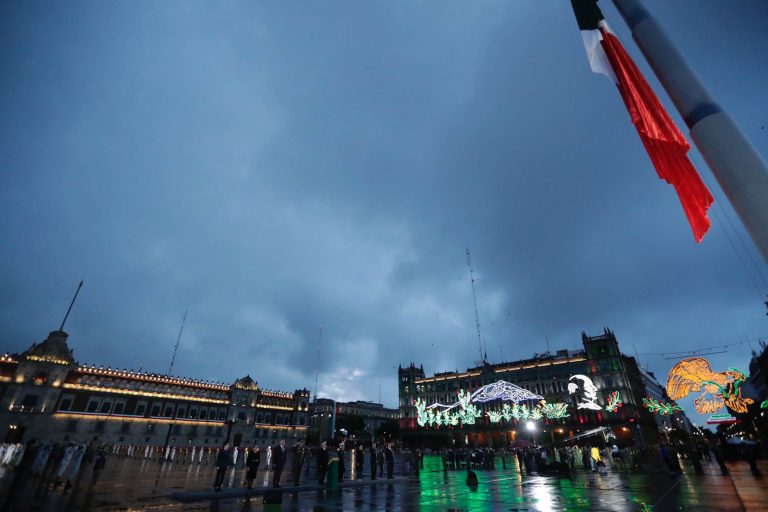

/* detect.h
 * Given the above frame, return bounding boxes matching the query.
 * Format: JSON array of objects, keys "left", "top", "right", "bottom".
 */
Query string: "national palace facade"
[
  {"left": 398, "top": 329, "right": 679, "bottom": 448},
  {"left": 1, "top": 330, "right": 309, "bottom": 448}
]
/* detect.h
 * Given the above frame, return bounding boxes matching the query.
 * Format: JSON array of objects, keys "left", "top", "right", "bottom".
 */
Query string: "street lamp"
[{"left": 526, "top": 421, "right": 536, "bottom": 445}]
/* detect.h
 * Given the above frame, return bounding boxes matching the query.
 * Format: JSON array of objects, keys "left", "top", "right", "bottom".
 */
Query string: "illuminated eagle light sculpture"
[
  {"left": 667, "top": 357, "right": 754, "bottom": 415},
  {"left": 470, "top": 380, "right": 544, "bottom": 403}
]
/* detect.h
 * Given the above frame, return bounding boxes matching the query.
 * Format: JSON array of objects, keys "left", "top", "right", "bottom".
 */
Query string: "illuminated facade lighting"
[{"left": 667, "top": 358, "right": 754, "bottom": 415}]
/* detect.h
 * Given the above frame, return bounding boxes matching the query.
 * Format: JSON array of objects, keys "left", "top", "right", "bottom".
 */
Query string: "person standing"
[
  {"left": 245, "top": 445, "right": 261, "bottom": 490},
  {"left": 213, "top": 443, "right": 233, "bottom": 492},
  {"left": 91, "top": 446, "right": 107, "bottom": 484},
  {"left": 355, "top": 444, "right": 364, "bottom": 477},
  {"left": 377, "top": 444, "right": 385, "bottom": 476},
  {"left": 317, "top": 441, "right": 329, "bottom": 484},
  {"left": 337, "top": 441, "right": 346, "bottom": 483},
  {"left": 385, "top": 442, "right": 395, "bottom": 479},
  {"left": 369, "top": 443, "right": 377, "bottom": 480},
  {"left": 590, "top": 445, "right": 600, "bottom": 472},
  {"left": 272, "top": 438, "right": 287, "bottom": 488},
  {"left": 291, "top": 440, "right": 306, "bottom": 487}
]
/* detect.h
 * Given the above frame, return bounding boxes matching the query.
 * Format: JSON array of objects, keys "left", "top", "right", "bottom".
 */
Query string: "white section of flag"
[{"left": 579, "top": 22, "right": 617, "bottom": 83}]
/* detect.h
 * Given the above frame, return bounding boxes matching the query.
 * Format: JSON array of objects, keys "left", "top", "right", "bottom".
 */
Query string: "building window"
[
  {"left": 189, "top": 408, "right": 198, "bottom": 419},
  {"left": 136, "top": 402, "right": 147, "bottom": 416},
  {"left": 100, "top": 401, "right": 112, "bottom": 414},
  {"left": 150, "top": 405, "right": 160, "bottom": 417},
  {"left": 164, "top": 406, "right": 174, "bottom": 417},
  {"left": 114, "top": 402, "right": 125, "bottom": 415},
  {"left": 199, "top": 409, "right": 208, "bottom": 420},
  {"left": 300, "top": 417, "right": 305, "bottom": 426},
  {"left": 177, "top": 408, "right": 186, "bottom": 418},
  {"left": 218, "top": 410, "right": 226, "bottom": 420},
  {"left": 59, "top": 396, "right": 73, "bottom": 411},
  {"left": 87, "top": 399, "right": 99, "bottom": 413},
  {"left": 237, "top": 412, "right": 246, "bottom": 422}
]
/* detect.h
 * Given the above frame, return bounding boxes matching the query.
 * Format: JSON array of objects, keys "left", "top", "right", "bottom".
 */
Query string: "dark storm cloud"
[{"left": 1, "top": 0, "right": 767, "bottom": 425}]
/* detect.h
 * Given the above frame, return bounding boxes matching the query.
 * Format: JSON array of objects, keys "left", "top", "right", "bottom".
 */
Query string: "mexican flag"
[{"left": 570, "top": 0, "right": 713, "bottom": 242}]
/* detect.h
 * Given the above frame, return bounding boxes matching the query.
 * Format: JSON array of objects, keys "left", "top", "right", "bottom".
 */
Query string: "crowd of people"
[
  {"left": 211, "top": 438, "right": 399, "bottom": 491},
  {"left": 0, "top": 432, "right": 762, "bottom": 506}
]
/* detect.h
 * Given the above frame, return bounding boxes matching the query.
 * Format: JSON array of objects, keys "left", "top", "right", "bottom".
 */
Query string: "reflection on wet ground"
[{"left": 1, "top": 453, "right": 766, "bottom": 511}]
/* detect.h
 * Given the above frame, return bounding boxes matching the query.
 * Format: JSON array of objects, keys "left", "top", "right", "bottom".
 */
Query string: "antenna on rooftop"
[
  {"left": 314, "top": 325, "right": 322, "bottom": 400},
  {"left": 168, "top": 310, "right": 187, "bottom": 376},
  {"left": 466, "top": 248, "right": 485, "bottom": 364},
  {"left": 59, "top": 280, "right": 84, "bottom": 332}
]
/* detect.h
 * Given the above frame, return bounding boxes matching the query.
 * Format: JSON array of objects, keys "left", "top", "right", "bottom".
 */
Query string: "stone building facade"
[
  {"left": 398, "top": 329, "right": 663, "bottom": 447},
  {"left": 308, "top": 398, "right": 398, "bottom": 443},
  {"left": 1, "top": 330, "right": 309, "bottom": 448}
]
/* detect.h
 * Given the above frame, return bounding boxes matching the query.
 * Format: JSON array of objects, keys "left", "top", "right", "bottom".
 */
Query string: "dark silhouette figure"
[
  {"left": 213, "top": 443, "right": 233, "bottom": 492},
  {"left": 317, "top": 441, "right": 329, "bottom": 484},
  {"left": 245, "top": 446, "right": 261, "bottom": 489},
  {"left": 385, "top": 443, "right": 395, "bottom": 479},
  {"left": 272, "top": 439, "right": 288, "bottom": 488}
]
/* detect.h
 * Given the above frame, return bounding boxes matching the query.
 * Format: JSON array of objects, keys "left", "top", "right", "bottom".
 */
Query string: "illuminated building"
[
  {"left": 0, "top": 330, "right": 310, "bottom": 447},
  {"left": 308, "top": 398, "right": 398, "bottom": 443},
  {"left": 398, "top": 329, "right": 661, "bottom": 447}
]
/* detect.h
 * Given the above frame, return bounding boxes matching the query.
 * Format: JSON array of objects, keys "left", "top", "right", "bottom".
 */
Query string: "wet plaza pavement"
[{"left": 1, "top": 453, "right": 767, "bottom": 511}]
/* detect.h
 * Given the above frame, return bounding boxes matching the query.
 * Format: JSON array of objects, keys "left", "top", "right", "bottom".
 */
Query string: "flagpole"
[{"left": 611, "top": 0, "right": 768, "bottom": 264}]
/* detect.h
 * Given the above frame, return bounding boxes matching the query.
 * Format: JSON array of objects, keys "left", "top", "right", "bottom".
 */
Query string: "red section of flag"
[{"left": 600, "top": 28, "right": 713, "bottom": 242}]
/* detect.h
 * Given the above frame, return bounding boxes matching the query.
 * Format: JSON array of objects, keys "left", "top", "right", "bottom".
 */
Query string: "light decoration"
[
  {"left": 761, "top": 399, "right": 768, "bottom": 409},
  {"left": 706, "top": 413, "right": 738, "bottom": 425},
  {"left": 487, "top": 410, "right": 503, "bottom": 423},
  {"left": 539, "top": 401, "right": 569, "bottom": 419},
  {"left": 568, "top": 375, "right": 602, "bottom": 410},
  {"left": 415, "top": 390, "right": 481, "bottom": 427},
  {"left": 642, "top": 397, "right": 682, "bottom": 416},
  {"left": 415, "top": 381, "right": 569, "bottom": 428},
  {"left": 666, "top": 358, "right": 754, "bottom": 414},
  {"left": 470, "top": 380, "right": 543, "bottom": 403},
  {"left": 26, "top": 354, "right": 71, "bottom": 365},
  {"left": 605, "top": 391, "right": 623, "bottom": 413}
]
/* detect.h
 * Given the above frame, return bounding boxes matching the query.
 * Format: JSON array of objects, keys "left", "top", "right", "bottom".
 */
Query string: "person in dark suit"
[
  {"left": 272, "top": 438, "right": 288, "bottom": 488},
  {"left": 338, "top": 441, "right": 346, "bottom": 483},
  {"left": 317, "top": 441, "right": 329, "bottom": 484},
  {"left": 245, "top": 445, "right": 261, "bottom": 490},
  {"left": 291, "top": 440, "right": 306, "bottom": 486},
  {"left": 213, "top": 443, "right": 233, "bottom": 492},
  {"left": 377, "top": 445, "right": 384, "bottom": 476},
  {"left": 369, "top": 443, "right": 377, "bottom": 480},
  {"left": 355, "top": 444, "right": 364, "bottom": 477},
  {"left": 385, "top": 443, "right": 395, "bottom": 479}
]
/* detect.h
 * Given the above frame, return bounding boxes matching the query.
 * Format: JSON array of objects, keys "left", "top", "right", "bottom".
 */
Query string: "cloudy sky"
[{"left": 1, "top": 1, "right": 766, "bottom": 426}]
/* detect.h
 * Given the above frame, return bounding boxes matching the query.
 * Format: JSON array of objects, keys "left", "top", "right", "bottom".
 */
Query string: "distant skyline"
[{"left": 1, "top": 1, "right": 767, "bottom": 429}]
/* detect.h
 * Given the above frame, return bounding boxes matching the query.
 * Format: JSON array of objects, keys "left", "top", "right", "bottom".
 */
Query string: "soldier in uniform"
[{"left": 291, "top": 440, "right": 306, "bottom": 486}]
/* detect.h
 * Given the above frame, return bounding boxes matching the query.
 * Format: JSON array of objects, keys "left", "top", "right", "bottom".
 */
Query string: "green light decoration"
[
  {"left": 487, "top": 410, "right": 503, "bottom": 423},
  {"left": 413, "top": 381, "right": 572, "bottom": 428},
  {"left": 761, "top": 399, "right": 768, "bottom": 409},
  {"left": 540, "top": 401, "right": 570, "bottom": 419},
  {"left": 642, "top": 397, "right": 682, "bottom": 416},
  {"left": 605, "top": 391, "right": 623, "bottom": 413}
]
